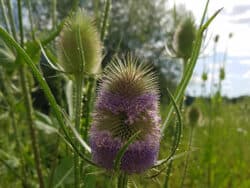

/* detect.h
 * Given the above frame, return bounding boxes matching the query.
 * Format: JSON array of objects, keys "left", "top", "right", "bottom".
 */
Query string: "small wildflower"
[{"left": 89, "top": 55, "right": 161, "bottom": 173}]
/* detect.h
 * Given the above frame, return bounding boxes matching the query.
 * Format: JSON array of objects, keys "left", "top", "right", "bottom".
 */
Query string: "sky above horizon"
[{"left": 169, "top": 0, "right": 250, "bottom": 97}]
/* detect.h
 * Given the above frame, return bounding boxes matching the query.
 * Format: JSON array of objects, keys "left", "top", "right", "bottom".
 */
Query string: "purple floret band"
[
  {"left": 96, "top": 91, "right": 159, "bottom": 124},
  {"left": 89, "top": 128, "right": 160, "bottom": 174}
]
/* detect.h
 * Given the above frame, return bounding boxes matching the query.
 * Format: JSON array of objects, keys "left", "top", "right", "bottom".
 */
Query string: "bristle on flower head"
[
  {"left": 100, "top": 55, "right": 159, "bottom": 97},
  {"left": 89, "top": 55, "right": 161, "bottom": 173}
]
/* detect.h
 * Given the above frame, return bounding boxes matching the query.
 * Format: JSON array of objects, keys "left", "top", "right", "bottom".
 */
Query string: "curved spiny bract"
[{"left": 89, "top": 55, "right": 161, "bottom": 174}]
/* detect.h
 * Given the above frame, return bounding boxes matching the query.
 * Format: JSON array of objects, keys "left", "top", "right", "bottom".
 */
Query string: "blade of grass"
[{"left": 0, "top": 0, "right": 11, "bottom": 33}]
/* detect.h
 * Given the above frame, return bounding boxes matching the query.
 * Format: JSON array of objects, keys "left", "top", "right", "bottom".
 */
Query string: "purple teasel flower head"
[{"left": 89, "top": 55, "right": 161, "bottom": 174}]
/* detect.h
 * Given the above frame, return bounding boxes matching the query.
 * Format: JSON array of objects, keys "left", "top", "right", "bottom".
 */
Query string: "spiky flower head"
[
  {"left": 219, "top": 67, "right": 225, "bottom": 80},
  {"left": 89, "top": 55, "right": 161, "bottom": 174},
  {"left": 187, "top": 106, "right": 201, "bottom": 126},
  {"left": 57, "top": 9, "right": 102, "bottom": 76},
  {"left": 214, "top": 34, "right": 220, "bottom": 43},
  {"left": 173, "top": 16, "right": 197, "bottom": 62},
  {"left": 202, "top": 71, "right": 208, "bottom": 82}
]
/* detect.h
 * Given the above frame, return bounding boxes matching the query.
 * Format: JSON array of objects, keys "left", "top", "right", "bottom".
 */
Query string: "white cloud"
[
  {"left": 243, "top": 70, "right": 250, "bottom": 78},
  {"left": 239, "top": 60, "right": 250, "bottom": 65},
  {"left": 190, "top": 74, "right": 203, "bottom": 85},
  {"left": 170, "top": 0, "right": 250, "bottom": 96}
]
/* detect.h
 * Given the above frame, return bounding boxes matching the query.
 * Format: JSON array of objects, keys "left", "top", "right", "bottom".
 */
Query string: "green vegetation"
[{"left": 0, "top": 0, "right": 249, "bottom": 187}]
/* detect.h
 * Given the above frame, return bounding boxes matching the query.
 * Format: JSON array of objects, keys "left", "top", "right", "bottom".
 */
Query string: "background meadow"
[{"left": 0, "top": 0, "right": 249, "bottom": 187}]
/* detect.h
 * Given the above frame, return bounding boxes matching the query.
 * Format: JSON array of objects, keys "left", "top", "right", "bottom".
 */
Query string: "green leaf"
[
  {"left": 148, "top": 150, "right": 197, "bottom": 179},
  {"left": 61, "top": 109, "right": 92, "bottom": 154},
  {"left": 114, "top": 131, "right": 141, "bottom": 171},
  {"left": 35, "top": 111, "right": 53, "bottom": 125},
  {"left": 39, "top": 42, "right": 65, "bottom": 72},
  {"left": 0, "top": 39, "right": 16, "bottom": 71},
  {"left": 35, "top": 120, "right": 58, "bottom": 135},
  {"left": 100, "top": 0, "right": 112, "bottom": 41},
  {"left": 67, "top": 120, "right": 91, "bottom": 154},
  {"left": 53, "top": 157, "right": 74, "bottom": 187},
  {"left": 154, "top": 149, "right": 197, "bottom": 168}
]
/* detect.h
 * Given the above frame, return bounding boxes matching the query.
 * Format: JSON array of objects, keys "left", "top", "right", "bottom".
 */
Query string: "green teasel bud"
[
  {"left": 173, "top": 16, "right": 197, "bottom": 62},
  {"left": 214, "top": 34, "right": 219, "bottom": 43},
  {"left": 229, "top": 32, "right": 233, "bottom": 39},
  {"left": 187, "top": 106, "right": 201, "bottom": 126},
  {"left": 202, "top": 72, "right": 207, "bottom": 82},
  {"left": 57, "top": 9, "right": 102, "bottom": 76},
  {"left": 219, "top": 67, "right": 225, "bottom": 80}
]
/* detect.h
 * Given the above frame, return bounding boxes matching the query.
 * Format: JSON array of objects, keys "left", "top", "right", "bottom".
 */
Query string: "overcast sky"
[{"left": 169, "top": 0, "right": 250, "bottom": 97}]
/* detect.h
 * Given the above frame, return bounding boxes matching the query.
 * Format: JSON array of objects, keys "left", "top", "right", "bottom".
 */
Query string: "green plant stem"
[
  {"left": 6, "top": 1, "right": 44, "bottom": 187},
  {"left": 0, "top": 0, "right": 11, "bottom": 32},
  {"left": 16, "top": 0, "right": 45, "bottom": 186},
  {"left": 93, "top": 0, "right": 100, "bottom": 28},
  {"left": 83, "top": 77, "right": 96, "bottom": 140},
  {"left": 118, "top": 172, "right": 128, "bottom": 188},
  {"left": 74, "top": 75, "right": 84, "bottom": 188},
  {"left": 163, "top": 89, "right": 183, "bottom": 187},
  {"left": 0, "top": 70, "right": 28, "bottom": 187},
  {"left": 25, "top": 0, "right": 35, "bottom": 40},
  {"left": 180, "top": 126, "right": 194, "bottom": 188},
  {"left": 48, "top": 137, "right": 60, "bottom": 188},
  {"left": 163, "top": 160, "right": 173, "bottom": 188},
  {"left": 19, "top": 65, "right": 45, "bottom": 188},
  {"left": 5, "top": 0, "right": 17, "bottom": 38},
  {"left": 74, "top": 24, "right": 85, "bottom": 188},
  {"left": 17, "top": 0, "right": 24, "bottom": 45},
  {"left": 100, "top": 0, "right": 111, "bottom": 41},
  {"left": 52, "top": 0, "right": 57, "bottom": 28}
]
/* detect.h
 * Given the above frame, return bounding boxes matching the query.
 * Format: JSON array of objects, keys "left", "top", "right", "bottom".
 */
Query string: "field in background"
[{"left": 162, "top": 97, "right": 250, "bottom": 188}]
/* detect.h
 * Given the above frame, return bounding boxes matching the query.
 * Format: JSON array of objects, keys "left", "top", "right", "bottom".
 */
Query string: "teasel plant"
[
  {"left": 201, "top": 67, "right": 208, "bottom": 97},
  {"left": 180, "top": 106, "right": 201, "bottom": 188},
  {"left": 0, "top": 0, "right": 221, "bottom": 187},
  {"left": 217, "top": 32, "right": 233, "bottom": 102},
  {"left": 206, "top": 32, "right": 222, "bottom": 188}
]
